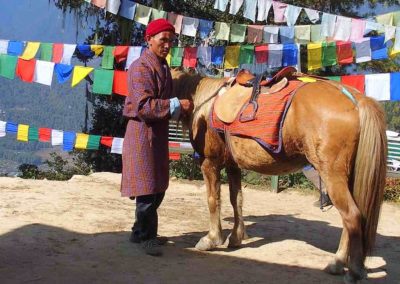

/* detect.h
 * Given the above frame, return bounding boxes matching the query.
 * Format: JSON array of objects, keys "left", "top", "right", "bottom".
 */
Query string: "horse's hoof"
[
  {"left": 228, "top": 236, "right": 242, "bottom": 248},
  {"left": 195, "top": 237, "right": 218, "bottom": 251},
  {"left": 324, "top": 260, "right": 345, "bottom": 275}
]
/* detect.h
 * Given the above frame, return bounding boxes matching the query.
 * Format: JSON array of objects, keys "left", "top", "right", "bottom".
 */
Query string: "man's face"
[{"left": 146, "top": 31, "right": 175, "bottom": 59}]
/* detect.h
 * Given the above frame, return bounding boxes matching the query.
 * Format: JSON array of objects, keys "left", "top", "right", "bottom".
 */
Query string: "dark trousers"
[{"left": 132, "top": 192, "right": 165, "bottom": 241}]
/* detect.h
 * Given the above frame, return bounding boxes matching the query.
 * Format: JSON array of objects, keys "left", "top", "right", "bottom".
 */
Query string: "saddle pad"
[
  {"left": 214, "top": 84, "right": 251, "bottom": 123},
  {"left": 211, "top": 80, "right": 304, "bottom": 153}
]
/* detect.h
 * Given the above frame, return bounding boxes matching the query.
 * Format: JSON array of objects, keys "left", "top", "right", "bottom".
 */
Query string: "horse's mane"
[{"left": 171, "top": 69, "right": 227, "bottom": 128}]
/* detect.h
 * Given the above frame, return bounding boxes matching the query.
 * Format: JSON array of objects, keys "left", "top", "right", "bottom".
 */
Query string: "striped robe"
[{"left": 121, "top": 49, "right": 173, "bottom": 197}]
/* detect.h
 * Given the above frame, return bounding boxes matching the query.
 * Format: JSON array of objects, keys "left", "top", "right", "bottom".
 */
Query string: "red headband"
[{"left": 145, "top": 18, "right": 175, "bottom": 37}]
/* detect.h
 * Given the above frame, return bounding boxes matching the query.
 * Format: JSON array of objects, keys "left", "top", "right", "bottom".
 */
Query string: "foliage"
[
  {"left": 169, "top": 154, "right": 203, "bottom": 180},
  {"left": 384, "top": 177, "right": 400, "bottom": 202},
  {"left": 18, "top": 164, "right": 42, "bottom": 179}
]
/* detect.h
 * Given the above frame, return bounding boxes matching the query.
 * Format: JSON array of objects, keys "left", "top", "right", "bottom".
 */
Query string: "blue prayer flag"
[
  {"left": 211, "top": 46, "right": 225, "bottom": 66},
  {"left": 63, "top": 131, "right": 76, "bottom": 151},
  {"left": 279, "top": 27, "right": 295, "bottom": 44},
  {"left": 199, "top": 19, "right": 213, "bottom": 39},
  {"left": 6, "top": 122, "right": 17, "bottom": 133},
  {"left": 390, "top": 72, "right": 400, "bottom": 101},
  {"left": 77, "top": 45, "right": 95, "bottom": 58},
  {"left": 119, "top": 0, "right": 136, "bottom": 20},
  {"left": 370, "top": 36, "right": 388, "bottom": 60},
  {"left": 54, "top": 64, "right": 73, "bottom": 84},
  {"left": 282, "top": 44, "right": 298, "bottom": 67},
  {"left": 7, "top": 41, "right": 24, "bottom": 56}
]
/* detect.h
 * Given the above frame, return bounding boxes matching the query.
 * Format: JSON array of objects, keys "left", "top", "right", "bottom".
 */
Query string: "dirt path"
[{"left": 0, "top": 173, "right": 399, "bottom": 283}]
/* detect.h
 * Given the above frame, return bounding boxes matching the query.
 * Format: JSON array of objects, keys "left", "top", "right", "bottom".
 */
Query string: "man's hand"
[{"left": 179, "top": 99, "right": 194, "bottom": 116}]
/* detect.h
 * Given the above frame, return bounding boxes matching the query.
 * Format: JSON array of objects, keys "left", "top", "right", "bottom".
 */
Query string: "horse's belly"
[{"left": 228, "top": 135, "right": 307, "bottom": 175}]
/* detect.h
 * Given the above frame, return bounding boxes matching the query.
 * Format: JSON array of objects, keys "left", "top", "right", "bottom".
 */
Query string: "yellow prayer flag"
[
  {"left": 17, "top": 124, "right": 29, "bottom": 142},
  {"left": 166, "top": 52, "right": 171, "bottom": 66},
  {"left": 224, "top": 46, "right": 240, "bottom": 69},
  {"left": 91, "top": 45, "right": 104, "bottom": 56},
  {"left": 390, "top": 48, "right": 400, "bottom": 58},
  {"left": 71, "top": 66, "right": 94, "bottom": 87},
  {"left": 376, "top": 13, "right": 393, "bottom": 26},
  {"left": 307, "top": 43, "right": 322, "bottom": 71},
  {"left": 20, "top": 42, "right": 40, "bottom": 60},
  {"left": 297, "top": 77, "right": 317, "bottom": 83},
  {"left": 75, "top": 133, "right": 89, "bottom": 149}
]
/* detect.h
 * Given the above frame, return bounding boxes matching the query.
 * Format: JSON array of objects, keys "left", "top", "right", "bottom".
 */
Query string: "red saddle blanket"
[{"left": 211, "top": 80, "right": 304, "bottom": 153}]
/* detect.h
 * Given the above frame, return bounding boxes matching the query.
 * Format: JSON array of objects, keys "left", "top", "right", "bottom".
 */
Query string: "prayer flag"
[
  {"left": 92, "top": 0, "right": 106, "bottom": 8},
  {"left": 268, "top": 44, "right": 283, "bottom": 68},
  {"left": 365, "top": 73, "right": 390, "bottom": 101},
  {"left": 7, "top": 41, "right": 24, "bottom": 56},
  {"left": 100, "top": 136, "right": 113, "bottom": 147},
  {"left": 91, "top": 45, "right": 104, "bottom": 56},
  {"left": 197, "top": 46, "right": 212, "bottom": 67},
  {"left": 119, "top": 0, "right": 136, "bottom": 20},
  {"left": 87, "top": 135, "right": 101, "bottom": 150},
  {"left": 0, "top": 121, "right": 7, "bottom": 137},
  {"left": 33, "top": 60, "right": 55, "bottom": 86},
  {"left": 355, "top": 38, "right": 371, "bottom": 63},
  {"left": 167, "top": 13, "right": 183, "bottom": 34},
  {"left": 170, "top": 47, "right": 183, "bottom": 67},
  {"left": 280, "top": 26, "right": 295, "bottom": 44},
  {"left": 77, "top": 45, "right": 95, "bottom": 58},
  {"left": 52, "top": 43, "right": 64, "bottom": 63},
  {"left": 272, "top": 1, "right": 287, "bottom": 23},
  {"left": 304, "top": 8, "right": 319, "bottom": 23},
  {"left": 333, "top": 16, "right": 352, "bottom": 41},
  {"left": 0, "top": 54, "right": 18, "bottom": 79},
  {"left": 322, "top": 41, "right": 337, "bottom": 67},
  {"left": 75, "top": 133, "right": 89, "bottom": 149},
  {"left": 243, "top": 0, "right": 257, "bottom": 22},
  {"left": 224, "top": 46, "right": 240, "bottom": 68},
  {"left": 111, "top": 138, "right": 124, "bottom": 154},
  {"left": 294, "top": 25, "right": 310, "bottom": 44},
  {"left": 113, "top": 46, "right": 129, "bottom": 63},
  {"left": 93, "top": 69, "right": 114, "bottom": 95},
  {"left": 106, "top": 0, "right": 121, "bottom": 14},
  {"left": 211, "top": 46, "right": 225, "bottom": 66},
  {"left": 257, "top": 0, "right": 272, "bottom": 21},
  {"left": 51, "top": 129, "right": 63, "bottom": 146},
  {"left": 28, "top": 126, "right": 39, "bottom": 141},
  {"left": 350, "top": 19, "right": 366, "bottom": 42},
  {"left": 40, "top": 43, "right": 53, "bottom": 61},
  {"left": 63, "top": 131, "right": 76, "bottom": 151},
  {"left": 102, "top": 46, "right": 115, "bottom": 69},
  {"left": 113, "top": 70, "right": 128, "bottom": 96},
  {"left": 239, "top": 45, "right": 254, "bottom": 65},
  {"left": 126, "top": 46, "right": 142, "bottom": 70},
  {"left": 263, "top": 26, "right": 279, "bottom": 43},
  {"left": 336, "top": 41, "right": 353, "bottom": 65},
  {"left": 376, "top": 13, "right": 393, "bottom": 26},
  {"left": 215, "top": 22, "right": 230, "bottom": 41},
  {"left": 307, "top": 43, "right": 322, "bottom": 70},
  {"left": 310, "top": 25, "right": 323, "bottom": 42},
  {"left": 394, "top": 11, "right": 400, "bottom": 26},
  {"left": 321, "top": 13, "right": 336, "bottom": 38},
  {"left": 39, "top": 128, "right": 51, "bottom": 142},
  {"left": 71, "top": 66, "right": 94, "bottom": 87},
  {"left": 214, "top": 0, "right": 229, "bottom": 12},
  {"left": 61, "top": 44, "right": 76, "bottom": 65},
  {"left": 282, "top": 44, "right": 298, "bottom": 67},
  {"left": 16, "top": 58, "right": 36, "bottom": 82},
  {"left": 183, "top": 47, "right": 197, "bottom": 68},
  {"left": 327, "top": 76, "right": 341, "bottom": 82},
  {"left": 20, "top": 42, "right": 40, "bottom": 60},
  {"left": 17, "top": 124, "right": 29, "bottom": 142},
  {"left": 247, "top": 25, "right": 264, "bottom": 43},
  {"left": 198, "top": 19, "right": 213, "bottom": 39},
  {"left": 255, "top": 44, "right": 268, "bottom": 63},
  {"left": 284, "top": 4, "right": 302, "bottom": 26},
  {"left": 151, "top": 8, "right": 167, "bottom": 20},
  {"left": 54, "top": 64, "right": 73, "bottom": 83},
  {"left": 390, "top": 72, "right": 400, "bottom": 101},
  {"left": 229, "top": 0, "right": 244, "bottom": 15},
  {"left": 134, "top": 4, "right": 152, "bottom": 25},
  {"left": 341, "top": 74, "right": 365, "bottom": 94},
  {"left": 181, "top": 16, "right": 199, "bottom": 37},
  {"left": 6, "top": 122, "right": 17, "bottom": 133},
  {"left": 230, "top": 24, "right": 247, "bottom": 43},
  {"left": 385, "top": 25, "right": 396, "bottom": 43},
  {"left": 0, "top": 40, "right": 9, "bottom": 54},
  {"left": 370, "top": 36, "right": 388, "bottom": 60}
]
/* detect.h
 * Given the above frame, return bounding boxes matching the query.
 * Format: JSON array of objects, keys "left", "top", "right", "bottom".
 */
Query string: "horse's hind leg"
[
  {"left": 226, "top": 166, "right": 247, "bottom": 248},
  {"left": 325, "top": 227, "right": 348, "bottom": 275},
  {"left": 195, "top": 158, "right": 224, "bottom": 251}
]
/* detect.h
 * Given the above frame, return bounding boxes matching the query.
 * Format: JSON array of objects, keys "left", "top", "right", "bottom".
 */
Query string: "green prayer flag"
[
  {"left": 322, "top": 42, "right": 337, "bottom": 67},
  {"left": 393, "top": 11, "right": 400, "bottom": 26},
  {"left": 93, "top": 69, "right": 114, "bottom": 95},
  {"left": 87, "top": 135, "right": 101, "bottom": 150},
  {"left": 170, "top": 47, "right": 183, "bottom": 67},
  {"left": 151, "top": 8, "right": 167, "bottom": 20},
  {"left": 230, "top": 24, "right": 247, "bottom": 43},
  {"left": 0, "top": 54, "right": 18, "bottom": 79},
  {"left": 101, "top": 46, "right": 115, "bottom": 69},
  {"left": 28, "top": 126, "right": 39, "bottom": 141},
  {"left": 40, "top": 43, "right": 53, "bottom": 61},
  {"left": 239, "top": 45, "right": 254, "bottom": 65},
  {"left": 327, "top": 76, "right": 341, "bottom": 82}
]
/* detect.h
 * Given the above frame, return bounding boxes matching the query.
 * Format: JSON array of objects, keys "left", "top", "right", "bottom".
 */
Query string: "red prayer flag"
[
  {"left": 39, "top": 128, "right": 51, "bottom": 142},
  {"left": 52, "top": 43, "right": 63, "bottom": 63},
  {"left": 113, "top": 46, "right": 129, "bottom": 63},
  {"left": 183, "top": 47, "right": 197, "bottom": 68},
  {"left": 112, "top": 70, "right": 128, "bottom": 96},
  {"left": 169, "top": 152, "right": 181, "bottom": 160},
  {"left": 16, "top": 58, "right": 36, "bottom": 82},
  {"left": 336, "top": 41, "right": 353, "bottom": 65},
  {"left": 255, "top": 45, "right": 268, "bottom": 63},
  {"left": 100, "top": 136, "right": 113, "bottom": 147},
  {"left": 341, "top": 74, "right": 365, "bottom": 94}
]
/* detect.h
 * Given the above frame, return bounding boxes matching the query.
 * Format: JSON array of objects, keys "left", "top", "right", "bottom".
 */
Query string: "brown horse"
[{"left": 171, "top": 70, "right": 387, "bottom": 283}]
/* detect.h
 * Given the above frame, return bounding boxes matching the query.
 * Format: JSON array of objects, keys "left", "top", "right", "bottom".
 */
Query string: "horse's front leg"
[
  {"left": 226, "top": 166, "right": 247, "bottom": 248},
  {"left": 195, "top": 158, "right": 224, "bottom": 251}
]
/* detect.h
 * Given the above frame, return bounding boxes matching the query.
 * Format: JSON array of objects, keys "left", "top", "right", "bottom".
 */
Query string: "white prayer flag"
[
  {"left": 333, "top": 16, "right": 352, "bottom": 41},
  {"left": 106, "top": 0, "right": 121, "bottom": 14},
  {"left": 214, "top": 0, "right": 229, "bottom": 12},
  {"left": 229, "top": 0, "right": 244, "bottom": 15},
  {"left": 0, "top": 40, "right": 9, "bottom": 54},
  {"left": 284, "top": 4, "right": 302, "bottom": 26},
  {"left": 385, "top": 25, "right": 396, "bottom": 43},
  {"left": 257, "top": 0, "right": 272, "bottom": 21},
  {"left": 267, "top": 44, "right": 283, "bottom": 68},
  {"left": 111, "top": 138, "right": 124, "bottom": 154},
  {"left": 0, "top": 121, "right": 6, "bottom": 137},
  {"left": 61, "top": 44, "right": 76, "bottom": 65},
  {"left": 126, "top": 46, "right": 142, "bottom": 70},
  {"left": 263, "top": 26, "right": 279, "bottom": 43},
  {"left": 243, "top": 0, "right": 257, "bottom": 22},
  {"left": 365, "top": 74, "right": 390, "bottom": 101},
  {"left": 304, "top": 8, "right": 319, "bottom": 23},
  {"left": 181, "top": 16, "right": 199, "bottom": 37},
  {"left": 33, "top": 60, "right": 55, "bottom": 86},
  {"left": 51, "top": 129, "right": 64, "bottom": 146},
  {"left": 321, "top": 13, "right": 337, "bottom": 38}
]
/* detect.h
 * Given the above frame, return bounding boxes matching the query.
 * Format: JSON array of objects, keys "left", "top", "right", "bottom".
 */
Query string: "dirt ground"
[{"left": 0, "top": 173, "right": 399, "bottom": 284}]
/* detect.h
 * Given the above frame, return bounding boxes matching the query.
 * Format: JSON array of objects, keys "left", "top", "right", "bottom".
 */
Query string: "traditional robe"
[{"left": 121, "top": 49, "right": 173, "bottom": 197}]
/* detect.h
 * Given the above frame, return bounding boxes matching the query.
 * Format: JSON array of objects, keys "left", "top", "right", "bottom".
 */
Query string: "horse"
[{"left": 171, "top": 69, "right": 387, "bottom": 284}]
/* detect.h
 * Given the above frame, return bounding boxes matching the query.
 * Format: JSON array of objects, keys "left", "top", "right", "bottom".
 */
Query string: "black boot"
[{"left": 313, "top": 191, "right": 333, "bottom": 209}]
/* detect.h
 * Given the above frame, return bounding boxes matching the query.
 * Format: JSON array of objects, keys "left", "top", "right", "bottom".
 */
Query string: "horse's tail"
[{"left": 352, "top": 97, "right": 387, "bottom": 259}]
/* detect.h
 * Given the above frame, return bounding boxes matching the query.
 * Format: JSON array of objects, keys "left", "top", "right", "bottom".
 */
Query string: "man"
[{"left": 121, "top": 18, "right": 193, "bottom": 256}]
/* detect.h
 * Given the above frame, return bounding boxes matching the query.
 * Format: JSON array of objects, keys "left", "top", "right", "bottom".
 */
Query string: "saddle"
[{"left": 214, "top": 67, "right": 298, "bottom": 124}]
